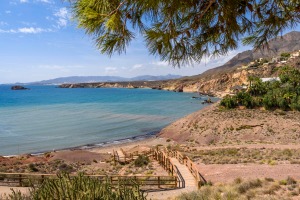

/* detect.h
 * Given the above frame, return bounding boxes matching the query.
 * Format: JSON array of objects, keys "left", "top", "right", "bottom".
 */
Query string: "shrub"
[
  {"left": 235, "top": 92, "right": 255, "bottom": 108},
  {"left": 134, "top": 155, "right": 149, "bottom": 167},
  {"left": 286, "top": 176, "right": 297, "bottom": 185},
  {"left": 264, "top": 177, "right": 274, "bottom": 182},
  {"left": 237, "top": 179, "right": 262, "bottom": 194},
  {"left": 277, "top": 96, "right": 290, "bottom": 110},
  {"left": 281, "top": 52, "right": 291, "bottom": 58},
  {"left": 220, "top": 96, "right": 237, "bottom": 109},
  {"left": 58, "top": 163, "right": 74, "bottom": 173},
  {"left": 262, "top": 93, "right": 277, "bottom": 110},
  {"left": 28, "top": 164, "right": 39, "bottom": 172},
  {"left": 10, "top": 173, "right": 146, "bottom": 200}
]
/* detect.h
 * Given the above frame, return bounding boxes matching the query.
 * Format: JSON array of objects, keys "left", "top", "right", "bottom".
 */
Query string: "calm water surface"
[{"left": 0, "top": 85, "right": 216, "bottom": 155}]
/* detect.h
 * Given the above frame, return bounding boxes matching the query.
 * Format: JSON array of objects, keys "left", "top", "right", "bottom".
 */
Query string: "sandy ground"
[
  {"left": 198, "top": 163, "right": 300, "bottom": 184},
  {"left": 0, "top": 186, "right": 30, "bottom": 198},
  {"left": 88, "top": 137, "right": 174, "bottom": 154},
  {"left": 160, "top": 103, "right": 300, "bottom": 145},
  {"left": 1, "top": 134, "right": 300, "bottom": 198}
]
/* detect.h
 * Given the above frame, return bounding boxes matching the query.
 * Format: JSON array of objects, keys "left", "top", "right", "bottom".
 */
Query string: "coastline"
[{"left": 3, "top": 130, "right": 161, "bottom": 157}]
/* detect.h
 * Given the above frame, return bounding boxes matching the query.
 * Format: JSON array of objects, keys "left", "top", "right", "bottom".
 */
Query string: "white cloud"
[
  {"left": 0, "top": 21, "right": 8, "bottom": 26},
  {"left": 37, "top": 0, "right": 52, "bottom": 3},
  {"left": 132, "top": 64, "right": 143, "bottom": 69},
  {"left": 54, "top": 7, "right": 70, "bottom": 28},
  {"left": 18, "top": 27, "right": 43, "bottom": 33},
  {"left": 0, "top": 27, "right": 52, "bottom": 34},
  {"left": 105, "top": 67, "right": 118, "bottom": 74},
  {"left": 20, "top": 0, "right": 28, "bottom": 3},
  {"left": 151, "top": 61, "right": 169, "bottom": 67}
]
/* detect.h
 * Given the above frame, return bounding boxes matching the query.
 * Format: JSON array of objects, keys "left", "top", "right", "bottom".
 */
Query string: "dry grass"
[
  {"left": 176, "top": 177, "right": 300, "bottom": 200},
  {"left": 184, "top": 148, "right": 300, "bottom": 165}
]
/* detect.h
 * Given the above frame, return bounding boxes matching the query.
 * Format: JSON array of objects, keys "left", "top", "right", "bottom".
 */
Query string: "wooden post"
[
  {"left": 113, "top": 151, "right": 116, "bottom": 166},
  {"left": 41, "top": 175, "right": 44, "bottom": 184},
  {"left": 158, "top": 176, "right": 160, "bottom": 188},
  {"left": 19, "top": 174, "right": 22, "bottom": 187}
]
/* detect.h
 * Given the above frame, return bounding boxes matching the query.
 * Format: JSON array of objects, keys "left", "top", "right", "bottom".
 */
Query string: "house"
[
  {"left": 292, "top": 52, "right": 299, "bottom": 57},
  {"left": 270, "top": 57, "right": 280, "bottom": 63},
  {"left": 261, "top": 77, "right": 280, "bottom": 82}
]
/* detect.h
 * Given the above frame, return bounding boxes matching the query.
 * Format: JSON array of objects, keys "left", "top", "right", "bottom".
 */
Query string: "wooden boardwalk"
[
  {"left": 169, "top": 158, "right": 196, "bottom": 189},
  {"left": 115, "top": 150, "right": 126, "bottom": 162},
  {"left": 147, "top": 156, "right": 198, "bottom": 200}
]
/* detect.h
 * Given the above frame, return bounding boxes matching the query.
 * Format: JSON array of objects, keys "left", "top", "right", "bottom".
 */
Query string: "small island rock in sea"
[{"left": 11, "top": 85, "right": 29, "bottom": 90}]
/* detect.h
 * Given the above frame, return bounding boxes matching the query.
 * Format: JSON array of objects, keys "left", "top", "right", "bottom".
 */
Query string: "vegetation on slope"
[
  {"left": 220, "top": 65, "right": 300, "bottom": 111},
  {"left": 177, "top": 177, "right": 300, "bottom": 200},
  {"left": 185, "top": 148, "right": 300, "bottom": 165}
]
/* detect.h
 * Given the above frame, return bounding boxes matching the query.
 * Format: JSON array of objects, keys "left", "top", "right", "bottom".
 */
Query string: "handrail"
[
  {"left": 162, "top": 147, "right": 207, "bottom": 188},
  {"left": 174, "top": 165, "right": 185, "bottom": 188},
  {"left": 0, "top": 173, "right": 177, "bottom": 188}
]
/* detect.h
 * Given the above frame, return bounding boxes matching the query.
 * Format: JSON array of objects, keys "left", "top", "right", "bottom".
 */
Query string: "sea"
[{"left": 0, "top": 85, "right": 216, "bottom": 156}]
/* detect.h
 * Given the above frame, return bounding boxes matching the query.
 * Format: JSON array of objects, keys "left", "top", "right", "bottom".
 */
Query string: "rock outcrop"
[{"left": 11, "top": 85, "right": 29, "bottom": 90}]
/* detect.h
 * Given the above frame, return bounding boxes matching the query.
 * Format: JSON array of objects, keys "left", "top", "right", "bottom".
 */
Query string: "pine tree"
[{"left": 72, "top": 0, "right": 300, "bottom": 66}]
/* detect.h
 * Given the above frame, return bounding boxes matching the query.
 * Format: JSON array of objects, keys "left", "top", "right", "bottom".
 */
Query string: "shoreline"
[{"left": 3, "top": 130, "right": 161, "bottom": 157}]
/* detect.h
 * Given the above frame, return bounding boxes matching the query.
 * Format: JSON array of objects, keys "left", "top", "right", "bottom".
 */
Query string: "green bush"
[
  {"left": 235, "top": 92, "right": 255, "bottom": 108},
  {"left": 10, "top": 173, "right": 146, "bottom": 200},
  {"left": 134, "top": 155, "right": 150, "bottom": 167},
  {"left": 281, "top": 52, "right": 291, "bottom": 58},
  {"left": 221, "top": 66, "right": 300, "bottom": 111},
  {"left": 28, "top": 164, "right": 39, "bottom": 172},
  {"left": 262, "top": 93, "right": 277, "bottom": 110},
  {"left": 220, "top": 96, "right": 237, "bottom": 109}
]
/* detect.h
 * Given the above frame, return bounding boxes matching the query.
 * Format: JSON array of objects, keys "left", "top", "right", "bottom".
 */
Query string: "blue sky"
[{"left": 0, "top": 0, "right": 299, "bottom": 83}]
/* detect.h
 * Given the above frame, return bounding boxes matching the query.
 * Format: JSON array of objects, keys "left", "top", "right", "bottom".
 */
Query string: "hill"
[
  {"left": 159, "top": 103, "right": 300, "bottom": 145},
  {"left": 27, "top": 74, "right": 182, "bottom": 85},
  {"left": 203, "top": 31, "right": 300, "bottom": 74},
  {"left": 58, "top": 31, "right": 300, "bottom": 97}
]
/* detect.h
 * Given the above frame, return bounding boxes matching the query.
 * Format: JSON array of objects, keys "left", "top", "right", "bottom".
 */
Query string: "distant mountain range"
[{"left": 25, "top": 74, "right": 182, "bottom": 85}]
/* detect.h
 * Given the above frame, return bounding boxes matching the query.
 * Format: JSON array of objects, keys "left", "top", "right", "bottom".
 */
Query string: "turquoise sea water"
[{"left": 0, "top": 85, "right": 216, "bottom": 155}]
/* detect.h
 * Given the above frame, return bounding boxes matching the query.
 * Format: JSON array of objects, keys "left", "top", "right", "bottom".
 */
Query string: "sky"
[{"left": 0, "top": 0, "right": 299, "bottom": 84}]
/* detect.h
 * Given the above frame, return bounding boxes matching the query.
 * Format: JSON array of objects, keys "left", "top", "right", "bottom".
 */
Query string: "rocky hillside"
[
  {"left": 60, "top": 31, "right": 300, "bottom": 97},
  {"left": 159, "top": 103, "right": 300, "bottom": 146},
  {"left": 215, "top": 31, "right": 300, "bottom": 70}
]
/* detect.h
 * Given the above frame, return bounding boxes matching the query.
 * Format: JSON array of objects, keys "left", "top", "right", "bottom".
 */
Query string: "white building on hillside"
[{"left": 261, "top": 77, "right": 280, "bottom": 82}]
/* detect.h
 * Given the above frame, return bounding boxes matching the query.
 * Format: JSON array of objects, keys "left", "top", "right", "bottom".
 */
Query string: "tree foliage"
[
  {"left": 220, "top": 65, "right": 300, "bottom": 111},
  {"left": 71, "top": 0, "right": 300, "bottom": 66}
]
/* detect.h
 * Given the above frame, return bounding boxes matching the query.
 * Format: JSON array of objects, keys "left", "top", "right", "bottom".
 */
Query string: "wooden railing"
[
  {"left": 113, "top": 148, "right": 151, "bottom": 164},
  {"left": 151, "top": 148, "right": 184, "bottom": 188},
  {"left": 160, "top": 147, "right": 207, "bottom": 188},
  {"left": 0, "top": 173, "right": 177, "bottom": 189}
]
